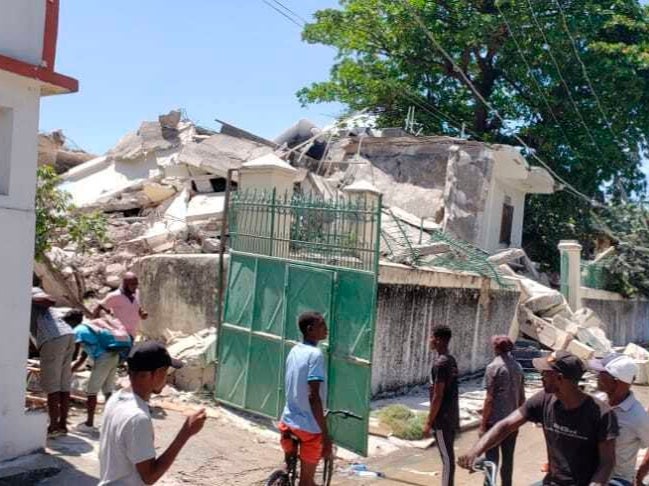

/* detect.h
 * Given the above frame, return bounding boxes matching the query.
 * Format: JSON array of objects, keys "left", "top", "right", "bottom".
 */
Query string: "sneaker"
[{"left": 75, "top": 422, "right": 99, "bottom": 436}]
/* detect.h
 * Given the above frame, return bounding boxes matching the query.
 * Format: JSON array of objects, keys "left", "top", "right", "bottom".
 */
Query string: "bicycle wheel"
[
  {"left": 265, "top": 469, "right": 291, "bottom": 486},
  {"left": 321, "top": 458, "right": 334, "bottom": 486}
]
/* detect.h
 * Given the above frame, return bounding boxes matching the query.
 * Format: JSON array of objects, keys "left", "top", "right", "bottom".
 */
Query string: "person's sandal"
[{"left": 47, "top": 428, "right": 63, "bottom": 439}]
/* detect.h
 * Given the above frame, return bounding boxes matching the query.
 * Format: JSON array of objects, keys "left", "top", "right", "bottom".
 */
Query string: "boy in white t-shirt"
[{"left": 99, "top": 342, "right": 206, "bottom": 485}]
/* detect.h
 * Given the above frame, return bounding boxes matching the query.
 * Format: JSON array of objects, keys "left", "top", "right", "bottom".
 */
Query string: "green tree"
[
  {"left": 35, "top": 165, "right": 107, "bottom": 310},
  {"left": 299, "top": 0, "right": 649, "bottom": 268},
  {"left": 590, "top": 203, "right": 649, "bottom": 298}
]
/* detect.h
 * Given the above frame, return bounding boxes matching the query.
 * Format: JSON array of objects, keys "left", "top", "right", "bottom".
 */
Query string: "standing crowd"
[
  {"left": 28, "top": 287, "right": 649, "bottom": 485},
  {"left": 30, "top": 272, "right": 205, "bottom": 485}
]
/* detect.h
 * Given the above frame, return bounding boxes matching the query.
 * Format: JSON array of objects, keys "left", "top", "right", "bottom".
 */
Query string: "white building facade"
[{"left": 0, "top": 0, "right": 77, "bottom": 461}]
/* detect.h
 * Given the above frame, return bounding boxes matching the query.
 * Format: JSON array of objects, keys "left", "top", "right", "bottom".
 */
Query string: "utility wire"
[
  {"left": 262, "top": 0, "right": 304, "bottom": 28},
  {"left": 495, "top": 3, "right": 586, "bottom": 161},
  {"left": 268, "top": 0, "right": 308, "bottom": 25},
  {"left": 523, "top": 0, "right": 603, "bottom": 154},
  {"left": 398, "top": 0, "right": 602, "bottom": 207},
  {"left": 553, "top": 0, "right": 626, "bottom": 154}
]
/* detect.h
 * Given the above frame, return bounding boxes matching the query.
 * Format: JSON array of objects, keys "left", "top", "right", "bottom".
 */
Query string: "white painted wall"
[
  {"left": 0, "top": 69, "right": 47, "bottom": 461},
  {"left": 0, "top": 0, "right": 47, "bottom": 66},
  {"left": 481, "top": 180, "right": 526, "bottom": 253},
  {"left": 477, "top": 149, "right": 532, "bottom": 254}
]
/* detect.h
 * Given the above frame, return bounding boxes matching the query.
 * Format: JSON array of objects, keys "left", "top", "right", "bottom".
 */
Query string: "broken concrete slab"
[
  {"left": 186, "top": 193, "right": 225, "bottom": 223},
  {"left": 487, "top": 248, "right": 526, "bottom": 266},
  {"left": 167, "top": 328, "right": 217, "bottom": 392},
  {"left": 129, "top": 189, "right": 190, "bottom": 252},
  {"left": 142, "top": 182, "right": 176, "bottom": 204},
  {"left": 178, "top": 133, "right": 273, "bottom": 177},
  {"left": 523, "top": 292, "right": 566, "bottom": 314},
  {"left": 201, "top": 238, "right": 221, "bottom": 254}
]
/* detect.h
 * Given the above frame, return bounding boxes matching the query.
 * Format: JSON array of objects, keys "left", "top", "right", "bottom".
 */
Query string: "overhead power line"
[
  {"left": 262, "top": 0, "right": 304, "bottom": 28},
  {"left": 269, "top": 0, "right": 308, "bottom": 25},
  {"left": 398, "top": 0, "right": 602, "bottom": 208},
  {"left": 495, "top": 3, "right": 586, "bottom": 161},
  {"left": 553, "top": 0, "right": 626, "bottom": 154},
  {"left": 523, "top": 0, "right": 603, "bottom": 155}
]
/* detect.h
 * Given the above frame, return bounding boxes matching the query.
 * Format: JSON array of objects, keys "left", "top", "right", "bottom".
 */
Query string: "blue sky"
[
  {"left": 41, "top": 0, "right": 649, "bottom": 158},
  {"left": 40, "top": 1, "right": 340, "bottom": 154}
]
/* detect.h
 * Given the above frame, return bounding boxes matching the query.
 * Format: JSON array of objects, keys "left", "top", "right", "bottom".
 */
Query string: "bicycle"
[
  {"left": 265, "top": 409, "right": 363, "bottom": 486},
  {"left": 473, "top": 458, "right": 497, "bottom": 486}
]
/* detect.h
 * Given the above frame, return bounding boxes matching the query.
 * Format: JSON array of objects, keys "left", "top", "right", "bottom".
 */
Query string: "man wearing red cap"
[{"left": 459, "top": 350, "right": 618, "bottom": 486}]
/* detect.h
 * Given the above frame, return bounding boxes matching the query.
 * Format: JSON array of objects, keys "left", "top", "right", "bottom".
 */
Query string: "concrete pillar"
[
  {"left": 238, "top": 154, "right": 297, "bottom": 256},
  {"left": 559, "top": 240, "right": 583, "bottom": 311},
  {"left": 343, "top": 181, "right": 382, "bottom": 268}
]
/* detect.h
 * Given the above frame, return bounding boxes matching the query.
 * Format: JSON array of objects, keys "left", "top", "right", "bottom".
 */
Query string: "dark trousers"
[
  {"left": 434, "top": 425, "right": 456, "bottom": 486},
  {"left": 485, "top": 431, "right": 518, "bottom": 486}
]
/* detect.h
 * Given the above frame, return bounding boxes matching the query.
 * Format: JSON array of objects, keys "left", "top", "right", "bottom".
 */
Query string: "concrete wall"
[
  {"left": 139, "top": 254, "right": 226, "bottom": 339},
  {"left": 0, "top": 1, "right": 46, "bottom": 66},
  {"left": 373, "top": 264, "right": 520, "bottom": 396},
  {"left": 581, "top": 287, "right": 649, "bottom": 346},
  {"left": 0, "top": 70, "right": 47, "bottom": 461}
]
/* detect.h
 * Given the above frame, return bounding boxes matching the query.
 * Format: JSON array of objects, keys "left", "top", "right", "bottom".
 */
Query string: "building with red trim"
[{"left": 0, "top": 0, "right": 78, "bottom": 461}]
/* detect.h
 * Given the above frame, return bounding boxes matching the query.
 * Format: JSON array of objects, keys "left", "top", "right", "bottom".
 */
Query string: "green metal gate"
[{"left": 216, "top": 190, "right": 381, "bottom": 455}]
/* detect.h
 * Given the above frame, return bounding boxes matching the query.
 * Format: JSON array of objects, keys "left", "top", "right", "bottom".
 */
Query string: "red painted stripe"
[
  {"left": 0, "top": 53, "right": 78, "bottom": 94},
  {"left": 42, "top": 0, "right": 60, "bottom": 69}
]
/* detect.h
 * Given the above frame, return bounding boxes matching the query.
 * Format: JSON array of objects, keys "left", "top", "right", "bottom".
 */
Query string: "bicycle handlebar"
[{"left": 325, "top": 409, "right": 363, "bottom": 420}]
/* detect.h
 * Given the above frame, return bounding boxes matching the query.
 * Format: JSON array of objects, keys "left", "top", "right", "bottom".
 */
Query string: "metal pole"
[
  {"left": 269, "top": 188, "right": 276, "bottom": 257},
  {"left": 217, "top": 168, "right": 237, "bottom": 329}
]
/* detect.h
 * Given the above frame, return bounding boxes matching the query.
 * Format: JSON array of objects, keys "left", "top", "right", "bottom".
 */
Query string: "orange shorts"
[{"left": 279, "top": 422, "right": 323, "bottom": 465}]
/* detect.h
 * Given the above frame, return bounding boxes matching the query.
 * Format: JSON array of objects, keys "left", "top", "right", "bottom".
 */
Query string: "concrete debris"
[
  {"left": 622, "top": 343, "right": 649, "bottom": 385},
  {"left": 186, "top": 193, "right": 225, "bottom": 223},
  {"left": 487, "top": 248, "right": 526, "bottom": 266},
  {"left": 201, "top": 238, "right": 221, "bottom": 254},
  {"left": 38, "top": 130, "right": 95, "bottom": 174},
  {"left": 166, "top": 329, "right": 217, "bottom": 392},
  {"left": 178, "top": 132, "right": 272, "bottom": 176},
  {"left": 512, "top": 266, "right": 613, "bottom": 360}
]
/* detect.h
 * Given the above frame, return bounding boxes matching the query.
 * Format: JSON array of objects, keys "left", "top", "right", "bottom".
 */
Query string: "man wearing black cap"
[
  {"left": 98, "top": 342, "right": 206, "bottom": 486},
  {"left": 459, "top": 350, "right": 618, "bottom": 486}
]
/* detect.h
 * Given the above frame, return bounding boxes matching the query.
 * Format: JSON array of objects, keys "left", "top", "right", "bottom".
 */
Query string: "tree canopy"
[{"left": 298, "top": 0, "right": 649, "bottom": 268}]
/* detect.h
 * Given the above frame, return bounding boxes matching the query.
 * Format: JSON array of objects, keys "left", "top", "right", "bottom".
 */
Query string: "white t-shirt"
[{"left": 99, "top": 389, "right": 156, "bottom": 486}]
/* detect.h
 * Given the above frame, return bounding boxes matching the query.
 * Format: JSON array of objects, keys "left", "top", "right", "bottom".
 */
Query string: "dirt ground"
[{"left": 24, "top": 384, "right": 649, "bottom": 485}]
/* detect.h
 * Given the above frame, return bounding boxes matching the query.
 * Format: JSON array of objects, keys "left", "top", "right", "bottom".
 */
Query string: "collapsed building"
[{"left": 36, "top": 111, "right": 649, "bottom": 396}]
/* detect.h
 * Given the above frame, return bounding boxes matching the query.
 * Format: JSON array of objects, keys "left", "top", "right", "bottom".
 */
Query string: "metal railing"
[
  {"left": 380, "top": 209, "right": 510, "bottom": 286},
  {"left": 581, "top": 260, "right": 610, "bottom": 290},
  {"left": 229, "top": 189, "right": 382, "bottom": 273}
]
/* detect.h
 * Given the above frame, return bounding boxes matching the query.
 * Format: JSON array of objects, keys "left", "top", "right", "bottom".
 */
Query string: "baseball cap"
[
  {"left": 589, "top": 354, "right": 637, "bottom": 384},
  {"left": 127, "top": 341, "right": 183, "bottom": 372},
  {"left": 533, "top": 350, "right": 585, "bottom": 381}
]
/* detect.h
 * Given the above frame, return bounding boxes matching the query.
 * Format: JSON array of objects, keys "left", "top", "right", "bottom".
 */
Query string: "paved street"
[{"left": 22, "top": 384, "right": 649, "bottom": 485}]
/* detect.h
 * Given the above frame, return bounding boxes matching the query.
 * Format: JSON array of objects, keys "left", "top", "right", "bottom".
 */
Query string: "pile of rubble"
[
  {"left": 36, "top": 110, "right": 278, "bottom": 304},
  {"left": 496, "top": 253, "right": 632, "bottom": 370},
  {"left": 38, "top": 130, "right": 96, "bottom": 174}
]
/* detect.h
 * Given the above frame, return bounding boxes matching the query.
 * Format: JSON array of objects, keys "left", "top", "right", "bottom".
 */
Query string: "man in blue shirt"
[
  {"left": 279, "top": 312, "right": 330, "bottom": 486},
  {"left": 67, "top": 310, "right": 132, "bottom": 434}
]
